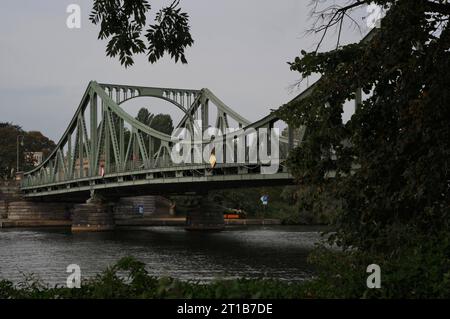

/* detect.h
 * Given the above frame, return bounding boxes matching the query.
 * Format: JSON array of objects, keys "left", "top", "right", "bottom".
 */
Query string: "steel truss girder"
[{"left": 21, "top": 81, "right": 295, "bottom": 192}]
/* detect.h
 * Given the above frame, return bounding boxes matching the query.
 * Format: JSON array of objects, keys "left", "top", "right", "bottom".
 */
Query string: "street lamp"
[{"left": 16, "top": 135, "right": 24, "bottom": 173}]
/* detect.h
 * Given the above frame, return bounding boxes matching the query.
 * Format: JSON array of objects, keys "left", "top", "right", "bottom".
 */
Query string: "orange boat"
[{"left": 223, "top": 208, "right": 246, "bottom": 219}]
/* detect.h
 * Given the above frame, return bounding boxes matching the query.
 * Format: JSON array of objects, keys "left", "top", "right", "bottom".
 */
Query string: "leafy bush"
[
  {"left": 301, "top": 231, "right": 450, "bottom": 299},
  {"left": 0, "top": 257, "right": 309, "bottom": 299}
]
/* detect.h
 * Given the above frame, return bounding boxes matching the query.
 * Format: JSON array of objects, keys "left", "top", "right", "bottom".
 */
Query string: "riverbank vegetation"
[{"left": 0, "top": 257, "right": 309, "bottom": 299}]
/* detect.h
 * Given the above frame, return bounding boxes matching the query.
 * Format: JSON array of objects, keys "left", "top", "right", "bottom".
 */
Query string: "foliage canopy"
[
  {"left": 277, "top": 0, "right": 450, "bottom": 253},
  {"left": 0, "top": 123, "right": 55, "bottom": 178},
  {"left": 90, "top": 0, "right": 193, "bottom": 67}
]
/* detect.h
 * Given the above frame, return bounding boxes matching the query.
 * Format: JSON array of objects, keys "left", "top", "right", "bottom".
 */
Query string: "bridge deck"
[{"left": 21, "top": 163, "right": 293, "bottom": 201}]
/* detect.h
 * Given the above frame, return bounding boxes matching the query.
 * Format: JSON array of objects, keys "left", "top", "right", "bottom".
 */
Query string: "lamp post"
[{"left": 16, "top": 135, "right": 24, "bottom": 173}]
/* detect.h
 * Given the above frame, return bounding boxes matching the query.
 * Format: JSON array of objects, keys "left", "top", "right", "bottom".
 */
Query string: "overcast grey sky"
[{"left": 0, "top": 0, "right": 371, "bottom": 142}]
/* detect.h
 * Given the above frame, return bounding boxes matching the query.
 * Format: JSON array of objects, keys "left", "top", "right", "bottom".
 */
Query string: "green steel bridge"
[
  {"left": 14, "top": 30, "right": 374, "bottom": 230},
  {"left": 20, "top": 81, "right": 306, "bottom": 202}
]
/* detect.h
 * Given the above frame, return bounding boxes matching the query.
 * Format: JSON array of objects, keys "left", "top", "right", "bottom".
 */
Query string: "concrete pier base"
[
  {"left": 71, "top": 195, "right": 115, "bottom": 232},
  {"left": 0, "top": 181, "right": 21, "bottom": 219},
  {"left": 182, "top": 195, "right": 224, "bottom": 231},
  {"left": 7, "top": 201, "right": 71, "bottom": 220}
]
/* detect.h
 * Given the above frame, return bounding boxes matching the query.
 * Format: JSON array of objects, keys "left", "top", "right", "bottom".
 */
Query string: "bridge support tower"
[
  {"left": 182, "top": 194, "right": 224, "bottom": 231},
  {"left": 71, "top": 191, "right": 115, "bottom": 232}
]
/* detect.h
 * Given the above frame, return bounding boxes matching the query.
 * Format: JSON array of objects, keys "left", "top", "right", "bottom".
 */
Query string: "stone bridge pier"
[
  {"left": 71, "top": 192, "right": 115, "bottom": 232},
  {"left": 179, "top": 193, "right": 224, "bottom": 231},
  {"left": 0, "top": 180, "right": 73, "bottom": 227},
  {"left": 71, "top": 192, "right": 225, "bottom": 232}
]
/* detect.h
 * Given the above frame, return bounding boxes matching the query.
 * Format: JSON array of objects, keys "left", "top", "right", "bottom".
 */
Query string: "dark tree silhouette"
[{"left": 90, "top": 0, "right": 193, "bottom": 67}]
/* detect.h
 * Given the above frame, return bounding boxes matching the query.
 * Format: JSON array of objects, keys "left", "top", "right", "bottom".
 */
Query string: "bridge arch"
[
  {"left": 20, "top": 81, "right": 297, "bottom": 196},
  {"left": 100, "top": 83, "right": 201, "bottom": 115}
]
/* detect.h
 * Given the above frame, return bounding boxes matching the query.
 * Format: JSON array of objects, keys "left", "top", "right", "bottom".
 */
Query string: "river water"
[{"left": 0, "top": 226, "right": 325, "bottom": 286}]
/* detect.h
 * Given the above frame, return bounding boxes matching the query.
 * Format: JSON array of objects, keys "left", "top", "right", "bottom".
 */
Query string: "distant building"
[{"left": 24, "top": 152, "right": 43, "bottom": 167}]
